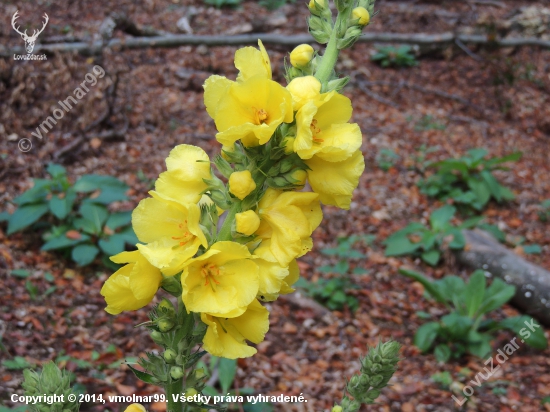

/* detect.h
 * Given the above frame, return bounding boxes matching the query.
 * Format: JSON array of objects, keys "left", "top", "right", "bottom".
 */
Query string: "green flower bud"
[
  {"left": 150, "top": 330, "right": 164, "bottom": 345},
  {"left": 161, "top": 276, "right": 183, "bottom": 296},
  {"left": 158, "top": 317, "right": 175, "bottom": 332},
  {"left": 326, "top": 76, "right": 350, "bottom": 92},
  {"left": 310, "top": 29, "right": 331, "bottom": 44},
  {"left": 158, "top": 298, "right": 176, "bottom": 315},
  {"left": 164, "top": 349, "right": 177, "bottom": 364},
  {"left": 170, "top": 366, "right": 184, "bottom": 380},
  {"left": 282, "top": 136, "right": 295, "bottom": 154},
  {"left": 331, "top": 406, "right": 343, "bottom": 412},
  {"left": 209, "top": 190, "right": 232, "bottom": 210}
]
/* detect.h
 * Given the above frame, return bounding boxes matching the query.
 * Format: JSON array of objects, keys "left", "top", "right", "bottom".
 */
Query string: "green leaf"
[
  {"left": 71, "top": 244, "right": 99, "bottom": 266},
  {"left": 447, "top": 228, "right": 465, "bottom": 250},
  {"left": 478, "top": 278, "right": 515, "bottom": 315},
  {"left": 522, "top": 244, "right": 542, "bottom": 254},
  {"left": 73, "top": 174, "right": 127, "bottom": 192},
  {"left": 487, "top": 152, "right": 522, "bottom": 167},
  {"left": 73, "top": 217, "right": 98, "bottom": 235},
  {"left": 466, "top": 148, "right": 488, "bottom": 165},
  {"left": 384, "top": 234, "right": 422, "bottom": 256},
  {"left": 11, "top": 269, "right": 31, "bottom": 278},
  {"left": 118, "top": 226, "right": 139, "bottom": 245},
  {"left": 13, "top": 179, "right": 51, "bottom": 205},
  {"left": 244, "top": 403, "right": 275, "bottom": 412},
  {"left": 466, "top": 334, "right": 492, "bottom": 358},
  {"left": 126, "top": 364, "right": 159, "bottom": 385},
  {"left": 98, "top": 234, "right": 126, "bottom": 256},
  {"left": 0, "top": 211, "right": 11, "bottom": 222},
  {"left": 435, "top": 276, "right": 466, "bottom": 311},
  {"left": 465, "top": 270, "right": 486, "bottom": 317},
  {"left": 2, "top": 356, "right": 33, "bottom": 370},
  {"left": 478, "top": 223, "right": 506, "bottom": 243},
  {"left": 441, "top": 313, "right": 474, "bottom": 338},
  {"left": 48, "top": 190, "right": 76, "bottom": 220},
  {"left": 429, "top": 205, "right": 456, "bottom": 231},
  {"left": 79, "top": 203, "right": 108, "bottom": 234},
  {"left": 7, "top": 203, "right": 49, "bottom": 234},
  {"left": 218, "top": 358, "right": 237, "bottom": 393},
  {"left": 46, "top": 163, "right": 67, "bottom": 178},
  {"left": 434, "top": 344, "right": 451, "bottom": 362},
  {"left": 421, "top": 250, "right": 441, "bottom": 266},
  {"left": 498, "top": 316, "right": 548, "bottom": 350},
  {"left": 499, "top": 186, "right": 515, "bottom": 201},
  {"left": 414, "top": 322, "right": 440, "bottom": 352},
  {"left": 41, "top": 232, "right": 89, "bottom": 251},
  {"left": 105, "top": 211, "right": 132, "bottom": 231},
  {"left": 459, "top": 216, "right": 484, "bottom": 229},
  {"left": 399, "top": 268, "right": 448, "bottom": 304},
  {"left": 467, "top": 177, "right": 491, "bottom": 208},
  {"left": 480, "top": 170, "right": 502, "bottom": 202}
]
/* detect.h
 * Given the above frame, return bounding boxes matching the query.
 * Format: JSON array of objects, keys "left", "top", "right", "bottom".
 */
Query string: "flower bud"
[
  {"left": 287, "top": 76, "right": 322, "bottom": 111},
  {"left": 229, "top": 170, "right": 257, "bottom": 200},
  {"left": 287, "top": 169, "right": 307, "bottom": 188},
  {"left": 170, "top": 366, "right": 184, "bottom": 380},
  {"left": 331, "top": 406, "right": 343, "bottom": 412},
  {"left": 290, "top": 44, "right": 314, "bottom": 69},
  {"left": 161, "top": 276, "right": 183, "bottom": 296},
  {"left": 221, "top": 145, "right": 235, "bottom": 161},
  {"left": 282, "top": 136, "right": 295, "bottom": 154},
  {"left": 308, "top": 0, "right": 327, "bottom": 16},
  {"left": 209, "top": 190, "right": 232, "bottom": 210},
  {"left": 157, "top": 317, "right": 175, "bottom": 332},
  {"left": 352, "top": 7, "right": 370, "bottom": 25},
  {"left": 124, "top": 404, "right": 147, "bottom": 412},
  {"left": 185, "top": 388, "right": 198, "bottom": 397},
  {"left": 158, "top": 298, "right": 176, "bottom": 316},
  {"left": 235, "top": 210, "right": 261, "bottom": 236},
  {"left": 150, "top": 330, "right": 164, "bottom": 345},
  {"left": 194, "top": 368, "right": 206, "bottom": 379},
  {"left": 164, "top": 349, "right": 177, "bottom": 364}
]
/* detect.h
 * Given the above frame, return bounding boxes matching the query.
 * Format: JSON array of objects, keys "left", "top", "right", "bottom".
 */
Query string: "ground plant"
[
  {"left": 2, "top": 163, "right": 137, "bottom": 267},
  {"left": 384, "top": 205, "right": 480, "bottom": 266},
  {"left": 417, "top": 148, "right": 521, "bottom": 212},
  {"left": 297, "top": 235, "right": 372, "bottom": 312},
  {"left": 371, "top": 45, "right": 418, "bottom": 67},
  {"left": 400, "top": 268, "right": 547, "bottom": 361},
  {"left": 376, "top": 148, "right": 399, "bottom": 171}
]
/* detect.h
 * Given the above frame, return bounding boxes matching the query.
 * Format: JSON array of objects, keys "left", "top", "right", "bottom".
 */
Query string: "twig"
[
  {"left": 3, "top": 32, "right": 550, "bottom": 57},
  {"left": 455, "top": 38, "right": 484, "bottom": 61},
  {"left": 467, "top": 0, "right": 505, "bottom": 8},
  {"left": 354, "top": 78, "right": 485, "bottom": 112},
  {"left": 355, "top": 80, "right": 400, "bottom": 108}
]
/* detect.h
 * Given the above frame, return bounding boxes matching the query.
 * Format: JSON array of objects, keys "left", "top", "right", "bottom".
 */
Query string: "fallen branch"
[
  {"left": 354, "top": 78, "right": 484, "bottom": 112},
  {"left": 455, "top": 230, "right": 550, "bottom": 327},
  {"left": 2, "top": 32, "right": 550, "bottom": 57}
]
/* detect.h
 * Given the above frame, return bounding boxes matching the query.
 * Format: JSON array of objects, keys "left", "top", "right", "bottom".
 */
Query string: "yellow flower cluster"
[{"left": 101, "top": 41, "right": 364, "bottom": 359}]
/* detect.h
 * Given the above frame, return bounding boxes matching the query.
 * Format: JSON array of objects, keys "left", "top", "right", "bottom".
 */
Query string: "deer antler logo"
[{"left": 12, "top": 11, "right": 49, "bottom": 54}]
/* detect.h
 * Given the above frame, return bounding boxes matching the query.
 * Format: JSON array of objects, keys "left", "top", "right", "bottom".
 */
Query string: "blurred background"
[{"left": 1, "top": 1, "right": 550, "bottom": 411}]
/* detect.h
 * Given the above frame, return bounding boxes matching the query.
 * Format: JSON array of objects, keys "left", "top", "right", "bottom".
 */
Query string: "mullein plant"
[{"left": 97, "top": 0, "right": 400, "bottom": 411}]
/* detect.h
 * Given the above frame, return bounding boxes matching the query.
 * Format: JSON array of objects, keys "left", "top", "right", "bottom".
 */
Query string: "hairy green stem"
[
  {"left": 315, "top": 28, "right": 339, "bottom": 87},
  {"left": 166, "top": 378, "right": 183, "bottom": 412}
]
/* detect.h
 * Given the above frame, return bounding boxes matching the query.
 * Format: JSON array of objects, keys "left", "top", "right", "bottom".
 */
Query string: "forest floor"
[{"left": 1, "top": 0, "right": 550, "bottom": 411}]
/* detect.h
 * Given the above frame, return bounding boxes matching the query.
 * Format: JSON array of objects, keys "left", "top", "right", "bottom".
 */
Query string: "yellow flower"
[
  {"left": 352, "top": 7, "right": 370, "bottom": 26},
  {"left": 256, "top": 188, "right": 322, "bottom": 266},
  {"left": 132, "top": 193, "right": 207, "bottom": 276},
  {"left": 286, "top": 76, "right": 322, "bottom": 112},
  {"left": 201, "top": 299, "right": 269, "bottom": 358},
  {"left": 229, "top": 170, "right": 256, "bottom": 200},
  {"left": 124, "top": 404, "right": 147, "bottom": 412},
  {"left": 154, "top": 145, "right": 212, "bottom": 206},
  {"left": 205, "top": 75, "right": 293, "bottom": 147},
  {"left": 181, "top": 241, "right": 259, "bottom": 315},
  {"left": 101, "top": 251, "right": 162, "bottom": 315},
  {"left": 305, "top": 149, "right": 365, "bottom": 209},
  {"left": 290, "top": 44, "right": 314, "bottom": 68},
  {"left": 294, "top": 91, "right": 362, "bottom": 161},
  {"left": 253, "top": 239, "right": 300, "bottom": 301},
  {"left": 235, "top": 210, "right": 260, "bottom": 235},
  {"left": 235, "top": 40, "right": 272, "bottom": 81},
  {"left": 203, "top": 41, "right": 292, "bottom": 147}
]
